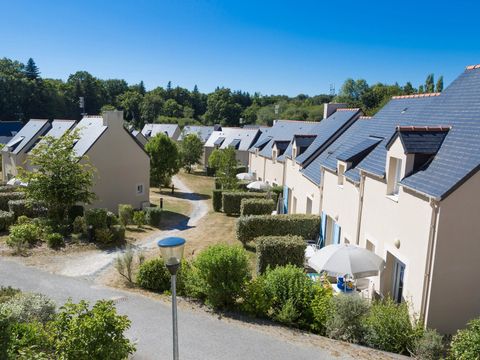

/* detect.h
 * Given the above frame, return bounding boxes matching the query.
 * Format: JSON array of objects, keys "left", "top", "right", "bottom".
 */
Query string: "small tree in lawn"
[
  {"left": 179, "top": 133, "right": 203, "bottom": 173},
  {"left": 18, "top": 129, "right": 95, "bottom": 224},
  {"left": 208, "top": 148, "right": 223, "bottom": 172},
  {"left": 217, "top": 147, "right": 238, "bottom": 190},
  {"left": 145, "top": 132, "right": 180, "bottom": 187}
]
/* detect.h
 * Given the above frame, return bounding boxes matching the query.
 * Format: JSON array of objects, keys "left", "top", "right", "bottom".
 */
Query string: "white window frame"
[{"left": 136, "top": 183, "right": 145, "bottom": 196}]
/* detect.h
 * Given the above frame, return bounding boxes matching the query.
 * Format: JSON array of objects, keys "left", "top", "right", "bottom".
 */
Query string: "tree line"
[{"left": 0, "top": 57, "right": 443, "bottom": 127}]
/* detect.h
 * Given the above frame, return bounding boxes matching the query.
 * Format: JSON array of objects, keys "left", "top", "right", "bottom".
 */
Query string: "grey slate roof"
[
  {"left": 178, "top": 125, "right": 215, "bottom": 143},
  {"left": 3, "top": 119, "right": 50, "bottom": 155},
  {"left": 214, "top": 137, "right": 225, "bottom": 146},
  {"left": 337, "top": 137, "right": 382, "bottom": 162},
  {"left": 228, "top": 138, "right": 241, "bottom": 149},
  {"left": 141, "top": 124, "right": 180, "bottom": 139},
  {"left": 387, "top": 128, "right": 449, "bottom": 154},
  {"left": 29, "top": 119, "right": 77, "bottom": 151},
  {"left": 204, "top": 127, "right": 260, "bottom": 151},
  {"left": 73, "top": 116, "right": 107, "bottom": 157}
]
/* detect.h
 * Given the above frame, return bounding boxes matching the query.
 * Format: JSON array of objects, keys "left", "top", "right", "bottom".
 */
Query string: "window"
[
  {"left": 292, "top": 147, "right": 297, "bottom": 159},
  {"left": 306, "top": 197, "right": 312, "bottom": 214},
  {"left": 272, "top": 150, "right": 277, "bottom": 163},
  {"left": 338, "top": 163, "right": 345, "bottom": 186},
  {"left": 366, "top": 240, "right": 375, "bottom": 253},
  {"left": 388, "top": 157, "right": 403, "bottom": 196},
  {"left": 136, "top": 183, "right": 144, "bottom": 195}
]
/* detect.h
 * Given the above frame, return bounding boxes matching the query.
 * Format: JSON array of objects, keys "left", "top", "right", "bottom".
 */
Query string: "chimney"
[
  {"left": 323, "top": 103, "right": 348, "bottom": 119},
  {"left": 103, "top": 110, "right": 124, "bottom": 128}
]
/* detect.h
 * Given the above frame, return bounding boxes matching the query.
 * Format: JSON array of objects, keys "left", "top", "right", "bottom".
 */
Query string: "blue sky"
[{"left": 1, "top": 0, "right": 479, "bottom": 95}]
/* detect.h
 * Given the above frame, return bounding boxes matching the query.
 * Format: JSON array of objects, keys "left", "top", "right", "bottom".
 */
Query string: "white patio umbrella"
[
  {"left": 246, "top": 181, "right": 271, "bottom": 191},
  {"left": 307, "top": 244, "right": 385, "bottom": 279},
  {"left": 236, "top": 172, "right": 255, "bottom": 181}
]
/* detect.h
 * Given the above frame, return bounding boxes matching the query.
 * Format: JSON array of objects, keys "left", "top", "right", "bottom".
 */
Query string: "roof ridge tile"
[{"left": 391, "top": 93, "right": 441, "bottom": 99}]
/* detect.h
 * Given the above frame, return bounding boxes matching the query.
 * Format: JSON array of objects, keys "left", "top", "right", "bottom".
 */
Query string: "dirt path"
[{"left": 58, "top": 175, "right": 209, "bottom": 277}]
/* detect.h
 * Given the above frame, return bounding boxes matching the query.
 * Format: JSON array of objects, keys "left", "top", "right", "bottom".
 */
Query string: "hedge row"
[
  {"left": 0, "top": 192, "right": 25, "bottom": 211},
  {"left": 0, "top": 186, "right": 18, "bottom": 193},
  {"left": 212, "top": 189, "right": 223, "bottom": 212},
  {"left": 0, "top": 210, "right": 15, "bottom": 231},
  {"left": 222, "top": 192, "right": 267, "bottom": 215},
  {"left": 255, "top": 235, "right": 306, "bottom": 274},
  {"left": 236, "top": 214, "right": 320, "bottom": 244},
  {"left": 144, "top": 206, "right": 162, "bottom": 227},
  {"left": 240, "top": 198, "right": 275, "bottom": 216},
  {"left": 8, "top": 199, "right": 46, "bottom": 218}
]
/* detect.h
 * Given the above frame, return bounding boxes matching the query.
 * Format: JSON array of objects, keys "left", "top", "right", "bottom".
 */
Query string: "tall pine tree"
[
  {"left": 425, "top": 74, "right": 435, "bottom": 93},
  {"left": 24, "top": 58, "right": 40, "bottom": 80},
  {"left": 436, "top": 76, "right": 444, "bottom": 92}
]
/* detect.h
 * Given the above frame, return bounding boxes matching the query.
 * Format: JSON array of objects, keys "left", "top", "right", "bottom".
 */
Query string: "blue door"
[
  {"left": 283, "top": 186, "right": 289, "bottom": 214},
  {"left": 333, "top": 223, "right": 341, "bottom": 244},
  {"left": 320, "top": 212, "right": 327, "bottom": 248}
]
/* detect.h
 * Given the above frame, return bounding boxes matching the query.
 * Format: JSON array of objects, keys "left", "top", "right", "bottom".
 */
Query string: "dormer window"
[
  {"left": 337, "top": 163, "right": 345, "bottom": 186},
  {"left": 387, "top": 157, "right": 403, "bottom": 196}
]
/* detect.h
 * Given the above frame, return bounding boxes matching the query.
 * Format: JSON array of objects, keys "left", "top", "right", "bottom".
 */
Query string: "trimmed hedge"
[
  {"left": 255, "top": 235, "right": 306, "bottom": 273},
  {"left": 236, "top": 214, "right": 321, "bottom": 244},
  {"left": 0, "top": 192, "right": 25, "bottom": 211},
  {"left": 222, "top": 192, "right": 267, "bottom": 215},
  {"left": 0, "top": 186, "right": 18, "bottom": 193},
  {"left": 145, "top": 207, "right": 162, "bottom": 226},
  {"left": 8, "top": 199, "right": 45, "bottom": 218},
  {"left": 85, "top": 208, "right": 108, "bottom": 229},
  {"left": 212, "top": 189, "right": 223, "bottom": 212},
  {"left": 0, "top": 210, "right": 15, "bottom": 231},
  {"left": 240, "top": 198, "right": 275, "bottom": 216}
]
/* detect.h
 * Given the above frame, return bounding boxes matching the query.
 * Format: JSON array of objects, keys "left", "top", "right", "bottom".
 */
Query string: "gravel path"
[{"left": 59, "top": 175, "right": 209, "bottom": 277}]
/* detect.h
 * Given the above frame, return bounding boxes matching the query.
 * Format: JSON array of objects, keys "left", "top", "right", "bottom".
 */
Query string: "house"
[
  {"left": 141, "top": 123, "right": 181, "bottom": 141},
  {"left": 178, "top": 125, "right": 215, "bottom": 143},
  {"left": 0, "top": 121, "right": 23, "bottom": 144},
  {"left": 2, "top": 111, "right": 150, "bottom": 212},
  {"left": 204, "top": 127, "right": 260, "bottom": 167},
  {"left": 2, "top": 119, "right": 51, "bottom": 181},
  {"left": 276, "top": 65, "right": 480, "bottom": 334}
]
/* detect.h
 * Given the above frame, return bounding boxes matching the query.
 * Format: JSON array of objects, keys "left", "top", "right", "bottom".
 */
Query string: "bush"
[
  {"left": 412, "top": 328, "right": 444, "bottom": 360},
  {"left": 310, "top": 284, "right": 334, "bottom": 335},
  {"left": 271, "top": 185, "right": 283, "bottom": 202},
  {"left": 133, "top": 211, "right": 146, "bottom": 228},
  {"left": 363, "top": 299, "right": 417, "bottom": 354},
  {"left": 45, "top": 232, "right": 64, "bottom": 248},
  {"left": 222, "top": 192, "right": 267, "bottom": 215},
  {"left": 94, "top": 228, "right": 113, "bottom": 244},
  {"left": 0, "top": 286, "right": 21, "bottom": 304},
  {"left": 240, "top": 198, "right": 275, "bottom": 216},
  {"left": 8, "top": 199, "right": 35, "bottom": 218},
  {"left": 214, "top": 178, "right": 222, "bottom": 190},
  {"left": 145, "top": 206, "right": 162, "bottom": 226},
  {"left": 0, "top": 292, "right": 56, "bottom": 323},
  {"left": 255, "top": 235, "right": 306, "bottom": 274},
  {"left": 7, "top": 223, "right": 41, "bottom": 251},
  {"left": 16, "top": 215, "right": 31, "bottom": 225},
  {"left": 72, "top": 216, "right": 86, "bottom": 235},
  {"left": 110, "top": 225, "right": 125, "bottom": 242},
  {"left": 212, "top": 189, "right": 223, "bottom": 212},
  {"left": 192, "top": 244, "right": 251, "bottom": 309},
  {"left": 0, "top": 185, "right": 18, "bottom": 193},
  {"left": 51, "top": 300, "right": 136, "bottom": 359},
  {"left": 262, "top": 265, "right": 316, "bottom": 326},
  {"left": 85, "top": 208, "right": 108, "bottom": 229},
  {"left": 236, "top": 165, "right": 247, "bottom": 174},
  {"left": 118, "top": 204, "right": 134, "bottom": 226},
  {"left": 0, "top": 192, "right": 25, "bottom": 211},
  {"left": 241, "top": 276, "right": 272, "bottom": 318},
  {"left": 0, "top": 210, "right": 15, "bottom": 231},
  {"left": 68, "top": 205, "right": 84, "bottom": 222},
  {"left": 450, "top": 317, "right": 480, "bottom": 360},
  {"left": 106, "top": 211, "right": 119, "bottom": 227},
  {"left": 236, "top": 214, "right": 321, "bottom": 245},
  {"left": 326, "top": 294, "right": 370, "bottom": 343},
  {"left": 7, "top": 321, "right": 50, "bottom": 359},
  {"left": 114, "top": 246, "right": 135, "bottom": 283},
  {"left": 136, "top": 258, "right": 171, "bottom": 292}
]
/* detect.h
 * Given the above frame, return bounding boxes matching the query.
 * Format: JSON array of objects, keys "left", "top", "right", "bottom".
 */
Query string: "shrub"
[
  {"left": 8, "top": 199, "right": 34, "bottom": 218},
  {"left": 363, "top": 299, "right": 417, "bottom": 354},
  {"left": 212, "top": 189, "right": 223, "bottom": 212},
  {"left": 412, "top": 328, "right": 444, "bottom": 360},
  {"left": 326, "top": 294, "right": 370, "bottom": 343},
  {"left": 114, "top": 246, "right": 135, "bottom": 283},
  {"left": 16, "top": 215, "right": 31, "bottom": 225},
  {"left": 110, "top": 225, "right": 125, "bottom": 242},
  {"left": 84, "top": 208, "right": 108, "bottom": 229},
  {"left": 0, "top": 286, "right": 21, "bottom": 304},
  {"left": 68, "top": 205, "right": 84, "bottom": 222},
  {"left": 145, "top": 207, "right": 162, "bottom": 226},
  {"left": 133, "top": 211, "right": 146, "bottom": 228},
  {"left": 214, "top": 177, "right": 222, "bottom": 190},
  {"left": 0, "top": 292, "right": 56, "bottom": 323},
  {"left": 271, "top": 185, "right": 283, "bottom": 202},
  {"left": 222, "top": 192, "right": 266, "bottom": 215},
  {"left": 106, "top": 211, "right": 119, "bottom": 227},
  {"left": 241, "top": 276, "right": 272, "bottom": 318},
  {"left": 0, "top": 210, "right": 15, "bottom": 231},
  {"left": 236, "top": 214, "right": 321, "bottom": 244},
  {"left": 7, "top": 223, "right": 41, "bottom": 250},
  {"left": 45, "top": 232, "right": 64, "bottom": 248},
  {"left": 94, "top": 228, "right": 113, "bottom": 244},
  {"left": 72, "top": 216, "right": 86, "bottom": 235},
  {"left": 7, "top": 321, "right": 51, "bottom": 359},
  {"left": 450, "top": 317, "right": 480, "bottom": 360},
  {"left": 192, "top": 244, "right": 251, "bottom": 309},
  {"left": 255, "top": 235, "right": 306, "bottom": 274},
  {"left": 262, "top": 265, "right": 316, "bottom": 326},
  {"left": 0, "top": 192, "right": 25, "bottom": 211},
  {"left": 0, "top": 185, "right": 18, "bottom": 193},
  {"left": 118, "top": 204, "right": 134, "bottom": 226},
  {"left": 136, "top": 258, "right": 171, "bottom": 292},
  {"left": 51, "top": 300, "right": 136, "bottom": 359},
  {"left": 240, "top": 198, "right": 275, "bottom": 216},
  {"left": 310, "top": 284, "right": 334, "bottom": 335},
  {"left": 236, "top": 165, "right": 247, "bottom": 174}
]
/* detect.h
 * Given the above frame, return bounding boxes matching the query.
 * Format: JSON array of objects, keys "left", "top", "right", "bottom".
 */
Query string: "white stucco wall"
[
  {"left": 284, "top": 158, "right": 321, "bottom": 214},
  {"left": 264, "top": 158, "right": 285, "bottom": 186},
  {"left": 249, "top": 152, "right": 266, "bottom": 181}
]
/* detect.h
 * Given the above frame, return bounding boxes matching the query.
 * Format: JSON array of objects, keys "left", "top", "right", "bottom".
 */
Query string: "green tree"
[
  {"left": 425, "top": 74, "right": 435, "bottom": 93},
  {"left": 117, "top": 90, "right": 143, "bottom": 128},
  {"left": 162, "top": 98, "right": 183, "bottom": 117},
  {"left": 205, "top": 88, "right": 242, "bottom": 126},
  {"left": 435, "top": 75, "right": 444, "bottom": 92},
  {"left": 24, "top": 58, "right": 40, "bottom": 80},
  {"left": 103, "top": 79, "right": 128, "bottom": 106},
  {"left": 140, "top": 91, "right": 164, "bottom": 124},
  {"left": 18, "top": 129, "right": 96, "bottom": 223},
  {"left": 216, "top": 147, "right": 238, "bottom": 189},
  {"left": 145, "top": 133, "right": 180, "bottom": 187},
  {"left": 179, "top": 133, "right": 203, "bottom": 173},
  {"left": 336, "top": 78, "right": 369, "bottom": 103},
  {"left": 403, "top": 82, "right": 415, "bottom": 94},
  {"left": 418, "top": 85, "right": 425, "bottom": 94}
]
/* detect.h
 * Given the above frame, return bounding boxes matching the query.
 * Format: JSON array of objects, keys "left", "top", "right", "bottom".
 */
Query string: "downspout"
[
  {"left": 420, "top": 198, "right": 440, "bottom": 326},
  {"left": 263, "top": 157, "right": 266, "bottom": 181},
  {"left": 355, "top": 172, "right": 366, "bottom": 246},
  {"left": 319, "top": 167, "right": 325, "bottom": 213}
]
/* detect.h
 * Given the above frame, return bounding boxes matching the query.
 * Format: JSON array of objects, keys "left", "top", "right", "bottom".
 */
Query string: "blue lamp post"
[{"left": 157, "top": 237, "right": 186, "bottom": 360}]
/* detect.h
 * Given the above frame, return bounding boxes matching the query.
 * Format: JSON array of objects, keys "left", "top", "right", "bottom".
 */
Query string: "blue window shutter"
[
  {"left": 283, "top": 186, "right": 289, "bottom": 214},
  {"left": 320, "top": 212, "right": 327, "bottom": 248},
  {"left": 333, "top": 223, "right": 341, "bottom": 244}
]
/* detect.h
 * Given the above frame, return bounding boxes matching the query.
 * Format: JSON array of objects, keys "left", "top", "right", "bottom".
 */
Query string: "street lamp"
[{"left": 157, "top": 236, "right": 186, "bottom": 360}]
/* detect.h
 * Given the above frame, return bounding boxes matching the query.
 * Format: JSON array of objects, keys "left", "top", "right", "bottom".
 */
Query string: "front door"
[{"left": 392, "top": 259, "right": 406, "bottom": 303}]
